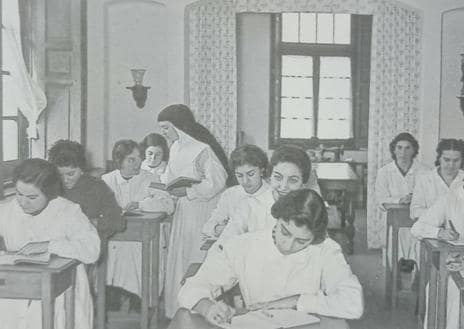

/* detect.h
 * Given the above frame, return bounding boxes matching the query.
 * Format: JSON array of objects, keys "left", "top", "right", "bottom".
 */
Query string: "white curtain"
[
  {"left": 185, "top": 0, "right": 423, "bottom": 249},
  {"left": 2, "top": 0, "right": 47, "bottom": 139},
  {"left": 185, "top": 0, "right": 238, "bottom": 155}
]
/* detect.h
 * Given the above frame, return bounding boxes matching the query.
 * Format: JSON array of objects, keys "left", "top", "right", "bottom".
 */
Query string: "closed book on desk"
[
  {"left": 149, "top": 176, "right": 200, "bottom": 191},
  {"left": 220, "top": 309, "right": 320, "bottom": 329},
  {"left": 0, "top": 251, "right": 51, "bottom": 265},
  {"left": 447, "top": 239, "right": 464, "bottom": 246}
]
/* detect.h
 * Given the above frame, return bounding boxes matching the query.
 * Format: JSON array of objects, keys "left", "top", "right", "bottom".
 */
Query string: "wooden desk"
[
  {"left": 418, "top": 239, "right": 464, "bottom": 329},
  {"left": 167, "top": 308, "right": 349, "bottom": 329},
  {"left": 98, "top": 211, "right": 166, "bottom": 329},
  {"left": 450, "top": 270, "right": 464, "bottom": 328},
  {"left": 383, "top": 203, "right": 413, "bottom": 309},
  {"left": 0, "top": 257, "right": 78, "bottom": 329}
]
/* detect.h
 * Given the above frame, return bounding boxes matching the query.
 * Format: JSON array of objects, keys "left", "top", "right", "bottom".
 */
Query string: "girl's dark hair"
[
  {"left": 157, "top": 104, "right": 237, "bottom": 186},
  {"left": 13, "top": 158, "right": 62, "bottom": 200},
  {"left": 48, "top": 139, "right": 87, "bottom": 170},
  {"left": 389, "top": 132, "right": 419, "bottom": 161},
  {"left": 271, "top": 189, "right": 327, "bottom": 244},
  {"left": 270, "top": 144, "right": 311, "bottom": 183},
  {"left": 229, "top": 144, "right": 269, "bottom": 176},
  {"left": 112, "top": 139, "right": 140, "bottom": 169},
  {"left": 139, "top": 133, "right": 169, "bottom": 161},
  {"left": 435, "top": 138, "right": 464, "bottom": 167}
]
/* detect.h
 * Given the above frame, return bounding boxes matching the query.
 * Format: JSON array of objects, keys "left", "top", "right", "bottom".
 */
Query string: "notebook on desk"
[
  {"left": 0, "top": 250, "right": 51, "bottom": 265},
  {"left": 220, "top": 309, "right": 320, "bottom": 329}
]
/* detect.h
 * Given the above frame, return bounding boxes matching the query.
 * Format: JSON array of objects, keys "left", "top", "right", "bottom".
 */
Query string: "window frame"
[{"left": 269, "top": 13, "right": 370, "bottom": 150}]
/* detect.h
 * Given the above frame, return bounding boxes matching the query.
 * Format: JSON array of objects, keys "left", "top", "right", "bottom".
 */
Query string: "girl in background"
[{"left": 140, "top": 133, "right": 169, "bottom": 179}]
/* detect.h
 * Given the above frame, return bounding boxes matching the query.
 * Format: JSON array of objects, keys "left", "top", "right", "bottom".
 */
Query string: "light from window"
[
  {"left": 3, "top": 120, "right": 18, "bottom": 161},
  {"left": 282, "top": 13, "right": 351, "bottom": 44},
  {"left": 318, "top": 57, "right": 352, "bottom": 139}
]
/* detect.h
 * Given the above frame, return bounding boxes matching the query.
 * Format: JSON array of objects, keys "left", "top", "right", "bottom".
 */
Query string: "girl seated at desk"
[
  {"left": 0, "top": 159, "right": 100, "bottom": 329},
  {"left": 202, "top": 144, "right": 273, "bottom": 238},
  {"left": 374, "top": 132, "right": 428, "bottom": 267},
  {"left": 48, "top": 139, "right": 125, "bottom": 240},
  {"left": 411, "top": 183, "right": 464, "bottom": 329},
  {"left": 217, "top": 144, "right": 320, "bottom": 242},
  {"left": 102, "top": 139, "right": 175, "bottom": 310},
  {"left": 178, "top": 189, "right": 363, "bottom": 326}
]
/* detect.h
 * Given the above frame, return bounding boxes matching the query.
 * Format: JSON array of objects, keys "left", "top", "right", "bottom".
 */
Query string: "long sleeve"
[
  {"left": 296, "top": 247, "right": 364, "bottom": 319},
  {"left": 178, "top": 242, "right": 239, "bottom": 310},
  {"left": 97, "top": 181, "right": 126, "bottom": 238},
  {"left": 48, "top": 204, "right": 101, "bottom": 264},
  {"left": 410, "top": 195, "right": 448, "bottom": 239},
  {"left": 186, "top": 148, "right": 227, "bottom": 201},
  {"left": 410, "top": 175, "right": 428, "bottom": 219},
  {"left": 202, "top": 189, "right": 232, "bottom": 237},
  {"left": 375, "top": 166, "right": 400, "bottom": 207}
]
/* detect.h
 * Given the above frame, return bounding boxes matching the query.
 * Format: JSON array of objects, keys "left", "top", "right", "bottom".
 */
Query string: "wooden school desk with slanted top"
[
  {"left": 0, "top": 257, "right": 78, "bottom": 329},
  {"left": 96, "top": 211, "right": 166, "bottom": 329},
  {"left": 167, "top": 308, "right": 349, "bottom": 329},
  {"left": 383, "top": 203, "right": 414, "bottom": 309},
  {"left": 418, "top": 239, "right": 464, "bottom": 329}
]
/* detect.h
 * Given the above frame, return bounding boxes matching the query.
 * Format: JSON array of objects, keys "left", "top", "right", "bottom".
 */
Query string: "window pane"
[
  {"left": 3, "top": 120, "right": 19, "bottom": 161},
  {"left": 317, "top": 119, "right": 351, "bottom": 139},
  {"left": 318, "top": 99, "right": 353, "bottom": 139},
  {"left": 281, "top": 97, "right": 313, "bottom": 118},
  {"left": 281, "top": 77, "right": 313, "bottom": 98},
  {"left": 282, "top": 55, "right": 313, "bottom": 77},
  {"left": 316, "top": 13, "right": 333, "bottom": 43},
  {"left": 282, "top": 13, "right": 299, "bottom": 43},
  {"left": 320, "top": 78, "right": 351, "bottom": 99},
  {"left": 280, "top": 97, "right": 314, "bottom": 139},
  {"left": 280, "top": 117, "right": 313, "bottom": 139},
  {"left": 334, "top": 14, "right": 351, "bottom": 44},
  {"left": 318, "top": 99, "right": 352, "bottom": 119},
  {"left": 300, "top": 13, "right": 316, "bottom": 43},
  {"left": 320, "top": 56, "right": 351, "bottom": 77}
]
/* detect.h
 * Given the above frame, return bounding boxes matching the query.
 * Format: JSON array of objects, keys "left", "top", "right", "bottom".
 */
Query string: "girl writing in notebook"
[
  {"left": 178, "top": 189, "right": 363, "bottom": 325},
  {"left": 0, "top": 159, "right": 100, "bottom": 329}
]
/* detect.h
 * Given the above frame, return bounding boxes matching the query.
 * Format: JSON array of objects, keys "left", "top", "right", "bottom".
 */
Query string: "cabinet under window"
[{"left": 269, "top": 13, "right": 372, "bottom": 149}]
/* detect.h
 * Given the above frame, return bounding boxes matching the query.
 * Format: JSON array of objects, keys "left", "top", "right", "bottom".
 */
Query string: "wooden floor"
[{"left": 107, "top": 208, "right": 420, "bottom": 329}]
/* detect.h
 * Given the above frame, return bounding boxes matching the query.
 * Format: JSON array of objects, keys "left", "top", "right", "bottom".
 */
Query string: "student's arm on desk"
[
  {"left": 202, "top": 189, "right": 231, "bottom": 237},
  {"left": 48, "top": 204, "right": 101, "bottom": 264},
  {"left": 410, "top": 195, "right": 447, "bottom": 239},
  {"left": 186, "top": 148, "right": 227, "bottom": 202},
  {"left": 178, "top": 240, "right": 239, "bottom": 311},
  {"left": 296, "top": 245, "right": 364, "bottom": 319}
]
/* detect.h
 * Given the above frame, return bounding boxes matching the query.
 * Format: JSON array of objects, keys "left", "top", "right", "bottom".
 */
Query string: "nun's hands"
[{"left": 170, "top": 186, "right": 187, "bottom": 197}]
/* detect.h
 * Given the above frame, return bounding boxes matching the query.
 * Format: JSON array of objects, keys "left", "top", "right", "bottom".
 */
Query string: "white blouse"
[{"left": 178, "top": 229, "right": 363, "bottom": 320}]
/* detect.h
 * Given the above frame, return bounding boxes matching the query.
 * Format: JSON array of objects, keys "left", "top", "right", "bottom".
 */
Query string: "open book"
[
  {"left": 149, "top": 176, "right": 200, "bottom": 191},
  {"left": 220, "top": 309, "right": 320, "bottom": 329},
  {"left": 0, "top": 250, "right": 51, "bottom": 265}
]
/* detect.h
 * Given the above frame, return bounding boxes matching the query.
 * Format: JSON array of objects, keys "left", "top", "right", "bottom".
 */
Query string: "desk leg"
[
  {"left": 141, "top": 223, "right": 150, "bottom": 329},
  {"left": 97, "top": 239, "right": 108, "bottom": 329},
  {"left": 385, "top": 223, "right": 392, "bottom": 307},
  {"left": 391, "top": 224, "right": 399, "bottom": 309},
  {"left": 460, "top": 290, "right": 464, "bottom": 329},
  {"left": 150, "top": 222, "right": 160, "bottom": 328},
  {"left": 418, "top": 241, "right": 427, "bottom": 321},
  {"left": 41, "top": 273, "right": 54, "bottom": 329},
  {"left": 437, "top": 252, "right": 448, "bottom": 329},
  {"left": 428, "top": 255, "right": 438, "bottom": 329},
  {"left": 65, "top": 269, "right": 76, "bottom": 329}
]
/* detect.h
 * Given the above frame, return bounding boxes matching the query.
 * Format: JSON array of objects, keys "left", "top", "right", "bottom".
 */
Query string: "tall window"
[{"left": 270, "top": 13, "right": 372, "bottom": 149}]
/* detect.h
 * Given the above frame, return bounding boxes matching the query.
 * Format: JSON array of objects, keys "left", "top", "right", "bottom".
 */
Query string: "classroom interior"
[{"left": 2, "top": 0, "right": 464, "bottom": 329}]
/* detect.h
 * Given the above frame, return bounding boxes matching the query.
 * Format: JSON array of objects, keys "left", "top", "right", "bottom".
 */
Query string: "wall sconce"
[
  {"left": 457, "top": 54, "right": 464, "bottom": 116},
  {"left": 126, "top": 69, "right": 150, "bottom": 109}
]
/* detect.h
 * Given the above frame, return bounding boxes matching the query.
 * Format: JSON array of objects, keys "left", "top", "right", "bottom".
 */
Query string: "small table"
[
  {"left": 450, "top": 270, "right": 464, "bottom": 328},
  {"left": 167, "top": 308, "right": 349, "bottom": 329},
  {"left": 98, "top": 211, "right": 166, "bottom": 329},
  {"left": 383, "top": 203, "right": 413, "bottom": 309},
  {"left": 418, "top": 239, "right": 464, "bottom": 329},
  {"left": 0, "top": 257, "right": 78, "bottom": 329}
]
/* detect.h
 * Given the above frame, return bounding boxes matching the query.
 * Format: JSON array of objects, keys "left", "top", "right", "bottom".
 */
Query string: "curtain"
[
  {"left": 185, "top": 0, "right": 237, "bottom": 155},
  {"left": 366, "top": 1, "right": 422, "bottom": 249},
  {"left": 2, "top": 0, "right": 46, "bottom": 139}
]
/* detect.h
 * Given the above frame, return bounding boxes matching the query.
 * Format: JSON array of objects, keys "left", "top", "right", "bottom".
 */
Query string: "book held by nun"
[{"left": 149, "top": 176, "right": 200, "bottom": 191}]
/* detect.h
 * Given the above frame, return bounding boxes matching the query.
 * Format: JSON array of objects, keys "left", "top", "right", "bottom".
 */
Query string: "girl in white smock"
[
  {"left": 411, "top": 183, "right": 464, "bottom": 329},
  {"left": 157, "top": 104, "right": 230, "bottom": 318},
  {"left": 0, "top": 159, "right": 100, "bottom": 329},
  {"left": 410, "top": 139, "right": 464, "bottom": 220},
  {"left": 102, "top": 140, "right": 175, "bottom": 298},
  {"left": 374, "top": 133, "right": 428, "bottom": 266},
  {"left": 178, "top": 189, "right": 363, "bottom": 326}
]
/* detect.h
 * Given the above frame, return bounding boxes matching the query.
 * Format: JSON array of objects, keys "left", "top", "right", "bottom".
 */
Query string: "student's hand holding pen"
[
  {"left": 437, "top": 220, "right": 460, "bottom": 241},
  {"left": 194, "top": 298, "right": 236, "bottom": 325}
]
